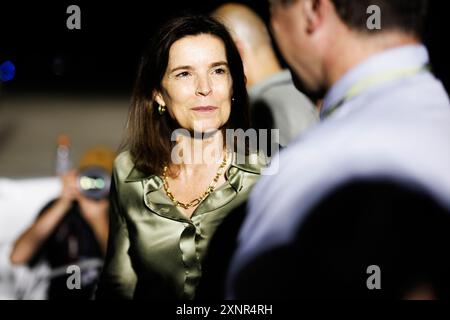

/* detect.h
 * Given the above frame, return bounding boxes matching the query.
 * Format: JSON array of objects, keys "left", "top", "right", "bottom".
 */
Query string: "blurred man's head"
[
  {"left": 329, "top": 0, "right": 428, "bottom": 36},
  {"left": 269, "top": 0, "right": 429, "bottom": 99},
  {"left": 78, "top": 146, "right": 115, "bottom": 174},
  {"left": 212, "top": 3, "right": 282, "bottom": 87}
]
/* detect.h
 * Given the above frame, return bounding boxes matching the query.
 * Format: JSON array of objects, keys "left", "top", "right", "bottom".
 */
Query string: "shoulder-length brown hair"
[{"left": 123, "top": 14, "right": 250, "bottom": 176}]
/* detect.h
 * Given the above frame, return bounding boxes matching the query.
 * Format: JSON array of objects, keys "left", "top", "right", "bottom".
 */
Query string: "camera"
[{"left": 77, "top": 166, "right": 111, "bottom": 200}]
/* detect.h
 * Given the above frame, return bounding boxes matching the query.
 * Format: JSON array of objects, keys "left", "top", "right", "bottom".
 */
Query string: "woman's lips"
[{"left": 191, "top": 106, "right": 218, "bottom": 112}]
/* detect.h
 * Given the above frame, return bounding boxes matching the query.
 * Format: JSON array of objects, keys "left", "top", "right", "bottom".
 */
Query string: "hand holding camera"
[{"left": 59, "top": 170, "right": 80, "bottom": 205}]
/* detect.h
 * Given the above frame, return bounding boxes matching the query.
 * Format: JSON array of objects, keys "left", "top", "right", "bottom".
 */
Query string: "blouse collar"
[{"left": 125, "top": 152, "right": 265, "bottom": 222}]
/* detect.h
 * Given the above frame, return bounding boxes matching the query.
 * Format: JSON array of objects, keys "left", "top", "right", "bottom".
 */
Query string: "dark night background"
[
  {"left": 0, "top": 1, "right": 269, "bottom": 95},
  {"left": 1, "top": 0, "right": 449, "bottom": 95}
]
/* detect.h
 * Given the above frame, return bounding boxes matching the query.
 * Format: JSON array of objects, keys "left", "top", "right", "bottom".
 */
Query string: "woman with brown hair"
[{"left": 96, "top": 14, "right": 266, "bottom": 299}]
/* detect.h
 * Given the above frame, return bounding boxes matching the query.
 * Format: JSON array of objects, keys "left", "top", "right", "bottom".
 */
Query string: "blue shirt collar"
[{"left": 321, "top": 44, "right": 430, "bottom": 120}]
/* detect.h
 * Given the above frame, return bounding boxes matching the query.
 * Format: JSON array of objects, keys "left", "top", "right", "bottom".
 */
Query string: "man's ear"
[
  {"left": 153, "top": 91, "right": 166, "bottom": 107},
  {"left": 303, "top": 0, "right": 324, "bottom": 34}
]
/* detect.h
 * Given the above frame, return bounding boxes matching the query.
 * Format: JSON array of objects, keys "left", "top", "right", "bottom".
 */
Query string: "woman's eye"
[
  {"left": 213, "top": 68, "right": 227, "bottom": 75},
  {"left": 176, "top": 71, "right": 190, "bottom": 78}
]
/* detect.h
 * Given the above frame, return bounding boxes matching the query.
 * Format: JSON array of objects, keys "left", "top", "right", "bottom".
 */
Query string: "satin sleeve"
[{"left": 95, "top": 167, "right": 137, "bottom": 299}]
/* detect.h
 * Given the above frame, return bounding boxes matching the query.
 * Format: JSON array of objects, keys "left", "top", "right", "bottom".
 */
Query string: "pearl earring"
[{"left": 158, "top": 104, "right": 166, "bottom": 115}]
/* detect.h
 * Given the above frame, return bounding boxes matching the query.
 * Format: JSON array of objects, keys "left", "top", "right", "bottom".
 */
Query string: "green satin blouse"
[{"left": 96, "top": 151, "right": 265, "bottom": 299}]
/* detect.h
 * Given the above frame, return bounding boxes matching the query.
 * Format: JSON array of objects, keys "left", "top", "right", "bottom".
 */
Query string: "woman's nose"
[{"left": 196, "top": 75, "right": 212, "bottom": 96}]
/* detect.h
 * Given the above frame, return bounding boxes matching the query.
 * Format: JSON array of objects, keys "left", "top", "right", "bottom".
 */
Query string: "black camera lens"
[{"left": 77, "top": 167, "right": 111, "bottom": 200}]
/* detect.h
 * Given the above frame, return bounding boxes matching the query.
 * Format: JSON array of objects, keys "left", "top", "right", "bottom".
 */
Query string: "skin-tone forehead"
[
  {"left": 166, "top": 34, "right": 228, "bottom": 73},
  {"left": 269, "top": 0, "right": 298, "bottom": 8}
]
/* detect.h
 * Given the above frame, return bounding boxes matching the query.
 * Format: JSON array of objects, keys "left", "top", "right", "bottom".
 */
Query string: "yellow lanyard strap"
[{"left": 323, "top": 64, "right": 429, "bottom": 118}]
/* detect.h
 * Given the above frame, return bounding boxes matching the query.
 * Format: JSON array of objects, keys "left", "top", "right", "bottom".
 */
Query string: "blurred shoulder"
[
  {"left": 112, "top": 151, "right": 137, "bottom": 181},
  {"left": 114, "top": 150, "right": 134, "bottom": 167},
  {"left": 231, "top": 151, "right": 269, "bottom": 176}
]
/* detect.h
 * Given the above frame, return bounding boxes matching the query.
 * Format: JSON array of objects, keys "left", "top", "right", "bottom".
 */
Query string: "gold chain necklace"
[{"left": 162, "top": 152, "right": 229, "bottom": 209}]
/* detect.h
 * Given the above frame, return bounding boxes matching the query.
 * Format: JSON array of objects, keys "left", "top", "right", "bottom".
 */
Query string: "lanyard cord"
[{"left": 322, "top": 64, "right": 430, "bottom": 119}]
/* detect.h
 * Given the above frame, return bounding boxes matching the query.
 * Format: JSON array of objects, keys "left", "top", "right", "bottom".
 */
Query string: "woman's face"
[{"left": 155, "top": 34, "right": 233, "bottom": 133}]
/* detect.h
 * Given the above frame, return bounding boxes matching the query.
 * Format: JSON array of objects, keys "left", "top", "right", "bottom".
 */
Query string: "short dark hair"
[
  {"left": 270, "top": 0, "right": 429, "bottom": 36},
  {"left": 124, "top": 14, "right": 250, "bottom": 176},
  {"left": 330, "top": 0, "right": 429, "bottom": 36}
]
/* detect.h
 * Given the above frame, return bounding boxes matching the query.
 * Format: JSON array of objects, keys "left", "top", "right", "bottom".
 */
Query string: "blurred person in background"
[
  {"left": 10, "top": 146, "right": 115, "bottom": 299},
  {"left": 212, "top": 3, "right": 318, "bottom": 148}
]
